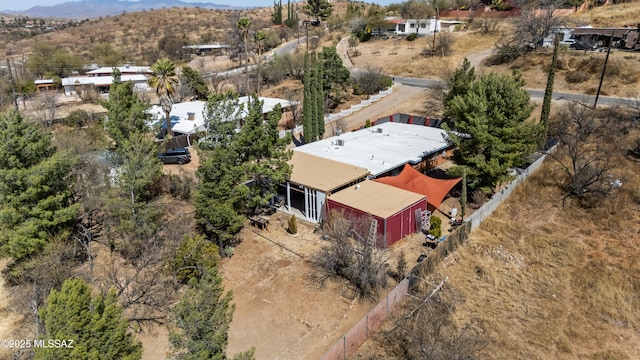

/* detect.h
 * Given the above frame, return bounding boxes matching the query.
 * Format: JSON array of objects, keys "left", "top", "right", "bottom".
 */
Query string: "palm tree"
[
  {"left": 237, "top": 17, "right": 251, "bottom": 96},
  {"left": 254, "top": 30, "right": 266, "bottom": 96},
  {"left": 149, "top": 58, "right": 179, "bottom": 137}
]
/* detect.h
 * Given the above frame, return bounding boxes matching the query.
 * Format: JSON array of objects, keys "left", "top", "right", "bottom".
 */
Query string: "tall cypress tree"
[
  {"left": 302, "top": 53, "right": 315, "bottom": 143},
  {"left": 315, "top": 58, "right": 325, "bottom": 139}
]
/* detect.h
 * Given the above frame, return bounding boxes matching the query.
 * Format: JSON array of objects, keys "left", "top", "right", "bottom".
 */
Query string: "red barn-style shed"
[{"left": 326, "top": 180, "right": 427, "bottom": 248}]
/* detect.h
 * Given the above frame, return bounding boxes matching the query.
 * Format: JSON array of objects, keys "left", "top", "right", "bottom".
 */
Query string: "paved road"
[
  {"left": 390, "top": 76, "right": 635, "bottom": 107},
  {"left": 336, "top": 37, "right": 636, "bottom": 108}
]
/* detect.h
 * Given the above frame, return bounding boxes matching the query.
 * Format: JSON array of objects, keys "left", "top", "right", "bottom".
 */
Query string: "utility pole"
[
  {"left": 11, "top": 58, "right": 25, "bottom": 109},
  {"left": 431, "top": 6, "right": 439, "bottom": 58},
  {"left": 6, "top": 59, "right": 18, "bottom": 111},
  {"left": 594, "top": 33, "right": 613, "bottom": 109}
]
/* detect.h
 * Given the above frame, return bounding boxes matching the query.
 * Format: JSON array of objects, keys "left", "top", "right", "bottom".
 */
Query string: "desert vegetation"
[{"left": 1, "top": 0, "right": 640, "bottom": 359}]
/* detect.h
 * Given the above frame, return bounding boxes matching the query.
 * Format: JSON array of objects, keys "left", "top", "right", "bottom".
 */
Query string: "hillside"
[
  {"left": 0, "top": 6, "right": 277, "bottom": 64},
  {"left": 355, "top": 142, "right": 640, "bottom": 359},
  {"left": 7, "top": 0, "right": 238, "bottom": 19}
]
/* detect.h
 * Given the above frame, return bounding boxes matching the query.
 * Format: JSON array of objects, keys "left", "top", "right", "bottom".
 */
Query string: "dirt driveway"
[{"left": 223, "top": 213, "right": 372, "bottom": 359}]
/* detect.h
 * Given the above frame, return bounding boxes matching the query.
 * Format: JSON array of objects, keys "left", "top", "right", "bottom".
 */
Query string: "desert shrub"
[
  {"left": 604, "top": 61, "right": 621, "bottom": 77},
  {"left": 556, "top": 57, "right": 570, "bottom": 70},
  {"left": 169, "top": 173, "right": 194, "bottom": 200},
  {"left": 406, "top": 33, "right": 417, "bottom": 42},
  {"left": 352, "top": 66, "right": 392, "bottom": 95},
  {"left": 471, "top": 189, "right": 488, "bottom": 208},
  {"left": 287, "top": 215, "right": 298, "bottom": 234},
  {"left": 168, "top": 233, "right": 219, "bottom": 284},
  {"left": 577, "top": 56, "right": 602, "bottom": 74},
  {"left": 565, "top": 70, "right": 590, "bottom": 84},
  {"left": 63, "top": 110, "right": 94, "bottom": 128},
  {"left": 429, "top": 216, "right": 442, "bottom": 238},
  {"left": 619, "top": 70, "right": 639, "bottom": 85},
  {"left": 358, "top": 32, "right": 371, "bottom": 42},
  {"left": 423, "top": 32, "right": 455, "bottom": 57},
  {"left": 309, "top": 236, "right": 388, "bottom": 301},
  {"left": 388, "top": 251, "right": 407, "bottom": 282},
  {"left": 486, "top": 44, "right": 524, "bottom": 65}
]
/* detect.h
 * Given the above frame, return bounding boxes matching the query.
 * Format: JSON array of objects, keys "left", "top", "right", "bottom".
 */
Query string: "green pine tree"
[
  {"left": 233, "top": 96, "right": 292, "bottom": 212},
  {"left": 36, "top": 278, "right": 142, "bottom": 360},
  {"left": 443, "top": 58, "right": 476, "bottom": 121},
  {"left": 169, "top": 267, "right": 255, "bottom": 360},
  {"left": 181, "top": 66, "right": 210, "bottom": 100},
  {"left": 320, "top": 47, "right": 350, "bottom": 101},
  {"left": 0, "top": 111, "right": 79, "bottom": 263},
  {"left": 304, "top": 0, "right": 333, "bottom": 22},
  {"left": 194, "top": 145, "right": 246, "bottom": 255},
  {"left": 202, "top": 91, "right": 243, "bottom": 143},
  {"left": 444, "top": 71, "right": 541, "bottom": 194},
  {"left": 101, "top": 68, "right": 150, "bottom": 148}
]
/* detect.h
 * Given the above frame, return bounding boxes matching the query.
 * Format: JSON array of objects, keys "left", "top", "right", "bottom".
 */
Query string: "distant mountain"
[{"left": 5, "top": 0, "right": 245, "bottom": 19}]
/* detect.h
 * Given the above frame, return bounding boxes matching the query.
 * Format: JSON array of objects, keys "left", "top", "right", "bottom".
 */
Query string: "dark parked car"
[
  {"left": 158, "top": 148, "right": 191, "bottom": 165},
  {"left": 570, "top": 41, "right": 597, "bottom": 51}
]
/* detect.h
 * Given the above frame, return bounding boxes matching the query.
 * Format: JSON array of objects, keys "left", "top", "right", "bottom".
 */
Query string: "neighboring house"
[
  {"left": 85, "top": 64, "right": 152, "bottom": 77},
  {"left": 183, "top": 43, "right": 230, "bottom": 56},
  {"left": 543, "top": 26, "right": 640, "bottom": 50},
  {"left": 61, "top": 74, "right": 149, "bottom": 96},
  {"left": 147, "top": 96, "right": 299, "bottom": 136},
  {"left": 34, "top": 79, "right": 54, "bottom": 92},
  {"left": 374, "top": 17, "right": 464, "bottom": 36}
]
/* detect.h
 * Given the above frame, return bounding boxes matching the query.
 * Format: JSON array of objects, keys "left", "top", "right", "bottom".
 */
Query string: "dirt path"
[
  {"left": 465, "top": 48, "right": 493, "bottom": 69},
  {"left": 325, "top": 83, "right": 427, "bottom": 134},
  {"left": 0, "top": 260, "right": 28, "bottom": 360}
]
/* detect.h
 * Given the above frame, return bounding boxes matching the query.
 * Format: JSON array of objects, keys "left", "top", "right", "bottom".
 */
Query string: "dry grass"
[
  {"left": 356, "top": 124, "right": 640, "bottom": 359},
  {"left": 574, "top": 0, "right": 640, "bottom": 27},
  {"left": 485, "top": 49, "right": 640, "bottom": 97},
  {"left": 349, "top": 30, "right": 503, "bottom": 80}
]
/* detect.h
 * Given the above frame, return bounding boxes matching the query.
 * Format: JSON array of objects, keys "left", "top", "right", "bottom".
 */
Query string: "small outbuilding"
[{"left": 326, "top": 180, "right": 427, "bottom": 248}]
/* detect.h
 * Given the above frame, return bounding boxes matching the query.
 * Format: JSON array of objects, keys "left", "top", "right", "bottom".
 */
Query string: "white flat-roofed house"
[
  {"left": 147, "top": 96, "right": 299, "bottom": 136},
  {"left": 293, "top": 122, "right": 454, "bottom": 178},
  {"left": 61, "top": 74, "right": 149, "bottom": 96},
  {"left": 85, "top": 65, "right": 152, "bottom": 77}
]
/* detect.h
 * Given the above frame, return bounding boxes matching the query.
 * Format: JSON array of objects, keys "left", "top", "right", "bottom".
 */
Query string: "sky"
[{"left": 3, "top": 0, "right": 392, "bottom": 12}]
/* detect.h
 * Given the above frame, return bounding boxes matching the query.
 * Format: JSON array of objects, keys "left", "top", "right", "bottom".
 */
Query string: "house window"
[
  {"left": 409, "top": 23, "right": 415, "bottom": 28},
  {"left": 420, "top": 23, "right": 426, "bottom": 28}
]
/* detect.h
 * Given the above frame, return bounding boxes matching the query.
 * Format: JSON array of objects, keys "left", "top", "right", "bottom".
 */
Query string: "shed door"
[{"left": 414, "top": 209, "right": 422, "bottom": 232}]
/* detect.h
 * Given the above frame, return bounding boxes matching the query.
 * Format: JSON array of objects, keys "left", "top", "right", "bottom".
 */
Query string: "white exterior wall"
[
  {"left": 283, "top": 182, "right": 327, "bottom": 224},
  {"left": 396, "top": 19, "right": 437, "bottom": 35}
]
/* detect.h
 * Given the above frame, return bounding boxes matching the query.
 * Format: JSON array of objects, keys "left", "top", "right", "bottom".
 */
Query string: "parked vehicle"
[
  {"left": 570, "top": 41, "right": 597, "bottom": 51},
  {"left": 158, "top": 148, "right": 191, "bottom": 165}
]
